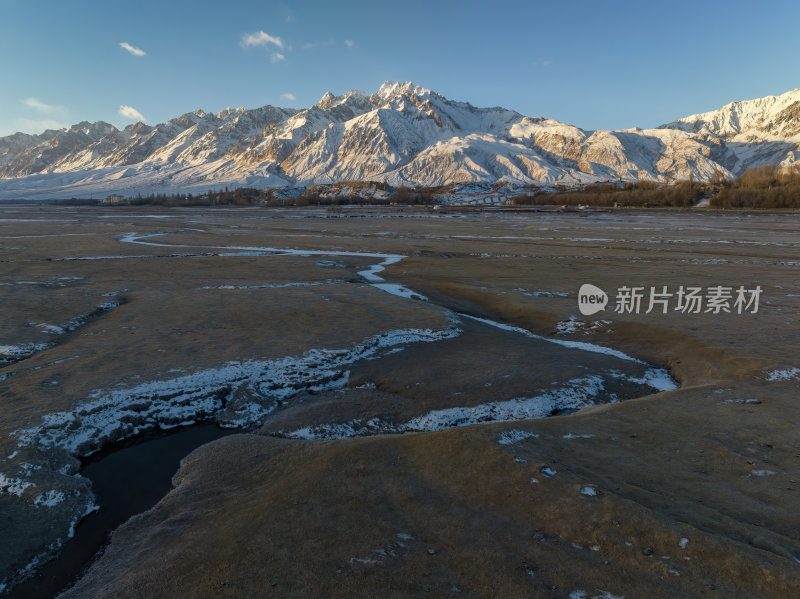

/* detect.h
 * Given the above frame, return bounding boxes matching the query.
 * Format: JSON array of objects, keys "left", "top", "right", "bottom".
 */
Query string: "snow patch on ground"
[
  {"left": 556, "top": 316, "right": 583, "bottom": 335},
  {"left": 0, "top": 473, "right": 35, "bottom": 497},
  {"left": 517, "top": 288, "right": 569, "bottom": 298},
  {"left": 283, "top": 361, "right": 677, "bottom": 440},
  {"left": 38, "top": 324, "right": 65, "bottom": 335},
  {"left": 403, "top": 375, "right": 607, "bottom": 432},
  {"left": 751, "top": 469, "right": 777, "bottom": 477},
  {"left": 556, "top": 318, "right": 612, "bottom": 336},
  {"left": 540, "top": 466, "right": 557, "bottom": 478},
  {"left": 68, "top": 499, "right": 99, "bottom": 539},
  {"left": 0, "top": 343, "right": 53, "bottom": 364},
  {"left": 286, "top": 417, "right": 398, "bottom": 440},
  {"left": 11, "top": 326, "right": 462, "bottom": 456},
  {"left": 611, "top": 368, "right": 679, "bottom": 393},
  {"left": 766, "top": 367, "right": 800, "bottom": 381},
  {"left": 34, "top": 490, "right": 66, "bottom": 507},
  {"left": 102, "top": 288, "right": 131, "bottom": 297},
  {"left": 286, "top": 375, "right": 615, "bottom": 439},
  {"left": 497, "top": 429, "right": 540, "bottom": 445},
  {"left": 63, "top": 301, "right": 120, "bottom": 333}
]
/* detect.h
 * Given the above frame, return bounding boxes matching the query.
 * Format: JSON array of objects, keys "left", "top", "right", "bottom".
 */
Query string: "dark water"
[{"left": 7, "top": 423, "right": 235, "bottom": 599}]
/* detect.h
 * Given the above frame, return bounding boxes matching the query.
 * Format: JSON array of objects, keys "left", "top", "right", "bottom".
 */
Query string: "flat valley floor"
[{"left": 1, "top": 205, "right": 799, "bottom": 598}]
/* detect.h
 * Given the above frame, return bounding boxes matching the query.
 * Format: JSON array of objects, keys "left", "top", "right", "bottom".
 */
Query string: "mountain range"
[{"left": 1, "top": 81, "right": 799, "bottom": 199}]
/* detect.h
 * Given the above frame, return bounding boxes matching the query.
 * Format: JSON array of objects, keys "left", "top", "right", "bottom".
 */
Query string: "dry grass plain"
[{"left": 1, "top": 205, "right": 799, "bottom": 598}]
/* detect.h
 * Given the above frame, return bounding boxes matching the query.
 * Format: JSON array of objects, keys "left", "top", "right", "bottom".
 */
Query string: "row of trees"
[
  {"left": 710, "top": 164, "right": 800, "bottom": 209},
  {"left": 131, "top": 188, "right": 266, "bottom": 206},
  {"left": 93, "top": 183, "right": 442, "bottom": 207},
  {"left": 63, "top": 188, "right": 269, "bottom": 207},
  {"left": 62, "top": 165, "right": 800, "bottom": 210},
  {"left": 262, "top": 181, "right": 440, "bottom": 206},
  {"left": 509, "top": 179, "right": 706, "bottom": 208},
  {"left": 510, "top": 164, "right": 800, "bottom": 210}
]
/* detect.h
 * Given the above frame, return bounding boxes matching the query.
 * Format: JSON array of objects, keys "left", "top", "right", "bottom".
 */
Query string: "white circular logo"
[{"left": 578, "top": 284, "right": 608, "bottom": 316}]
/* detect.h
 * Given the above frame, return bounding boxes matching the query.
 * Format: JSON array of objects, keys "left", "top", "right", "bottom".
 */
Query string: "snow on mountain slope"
[
  {"left": 0, "top": 130, "right": 63, "bottom": 169},
  {"left": 0, "top": 122, "right": 116, "bottom": 177},
  {"left": 0, "top": 82, "right": 799, "bottom": 199},
  {"left": 661, "top": 87, "right": 800, "bottom": 141},
  {"left": 278, "top": 85, "right": 524, "bottom": 182}
]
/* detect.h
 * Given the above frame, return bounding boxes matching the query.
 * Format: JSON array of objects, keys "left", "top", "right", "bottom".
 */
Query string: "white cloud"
[
  {"left": 240, "top": 31, "right": 284, "bottom": 49},
  {"left": 280, "top": 93, "right": 296, "bottom": 101},
  {"left": 270, "top": 52, "right": 285, "bottom": 63},
  {"left": 344, "top": 39, "right": 354, "bottom": 48},
  {"left": 120, "top": 42, "right": 146, "bottom": 57},
  {"left": 119, "top": 105, "right": 146, "bottom": 121},
  {"left": 22, "top": 98, "right": 60, "bottom": 114}
]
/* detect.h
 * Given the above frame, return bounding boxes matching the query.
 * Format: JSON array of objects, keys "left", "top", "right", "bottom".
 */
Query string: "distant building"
[{"left": 104, "top": 194, "right": 125, "bottom": 204}]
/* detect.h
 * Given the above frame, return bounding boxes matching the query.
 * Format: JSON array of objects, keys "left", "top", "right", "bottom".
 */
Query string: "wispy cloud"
[
  {"left": 240, "top": 31, "right": 284, "bottom": 49},
  {"left": 344, "top": 39, "right": 354, "bottom": 48},
  {"left": 535, "top": 58, "right": 551, "bottom": 67},
  {"left": 120, "top": 42, "right": 146, "bottom": 57},
  {"left": 270, "top": 52, "right": 285, "bottom": 63},
  {"left": 22, "top": 97, "right": 61, "bottom": 115},
  {"left": 280, "top": 93, "right": 296, "bottom": 101},
  {"left": 119, "top": 105, "right": 146, "bottom": 121}
]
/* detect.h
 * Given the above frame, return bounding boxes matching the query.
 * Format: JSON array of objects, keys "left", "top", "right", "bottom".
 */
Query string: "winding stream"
[
  {"left": 4, "top": 227, "right": 678, "bottom": 597},
  {"left": 6, "top": 425, "right": 235, "bottom": 599}
]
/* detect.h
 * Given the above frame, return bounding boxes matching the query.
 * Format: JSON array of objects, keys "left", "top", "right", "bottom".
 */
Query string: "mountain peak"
[
  {"left": 216, "top": 107, "right": 247, "bottom": 120},
  {"left": 65, "top": 121, "right": 118, "bottom": 139},
  {"left": 374, "top": 81, "right": 430, "bottom": 101},
  {"left": 313, "top": 89, "right": 374, "bottom": 112},
  {"left": 124, "top": 121, "right": 153, "bottom": 135},
  {"left": 316, "top": 91, "right": 336, "bottom": 108}
]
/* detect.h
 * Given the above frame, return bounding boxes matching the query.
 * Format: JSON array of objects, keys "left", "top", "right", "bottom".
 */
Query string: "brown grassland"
[{"left": 0, "top": 204, "right": 798, "bottom": 598}]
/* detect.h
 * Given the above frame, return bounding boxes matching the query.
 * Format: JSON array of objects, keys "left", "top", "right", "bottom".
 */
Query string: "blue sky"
[{"left": 1, "top": 0, "right": 799, "bottom": 137}]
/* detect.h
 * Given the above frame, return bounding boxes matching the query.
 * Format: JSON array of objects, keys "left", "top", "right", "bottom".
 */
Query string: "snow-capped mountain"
[
  {"left": 660, "top": 87, "right": 800, "bottom": 141},
  {"left": 0, "top": 121, "right": 116, "bottom": 176},
  {"left": 1, "top": 82, "right": 799, "bottom": 199}
]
